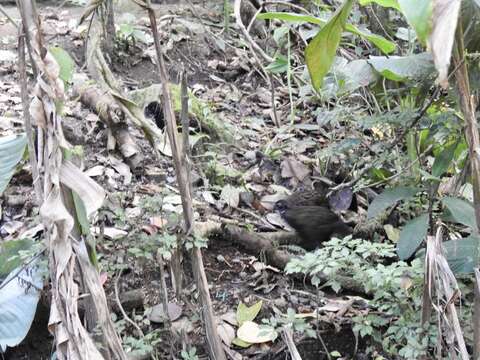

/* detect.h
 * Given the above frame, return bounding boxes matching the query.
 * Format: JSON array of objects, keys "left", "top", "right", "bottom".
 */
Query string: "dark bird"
[
  {"left": 274, "top": 200, "right": 352, "bottom": 251},
  {"left": 283, "top": 187, "right": 329, "bottom": 208}
]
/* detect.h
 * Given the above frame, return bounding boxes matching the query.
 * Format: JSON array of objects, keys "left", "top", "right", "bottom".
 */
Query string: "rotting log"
[
  {"left": 222, "top": 225, "right": 367, "bottom": 295},
  {"left": 73, "top": 75, "right": 144, "bottom": 170}
]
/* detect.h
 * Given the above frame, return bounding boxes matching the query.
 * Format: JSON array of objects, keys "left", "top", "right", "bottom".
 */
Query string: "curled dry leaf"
[
  {"left": 427, "top": 0, "right": 461, "bottom": 88},
  {"left": 217, "top": 321, "right": 236, "bottom": 346},
  {"left": 29, "top": 97, "right": 47, "bottom": 128}
]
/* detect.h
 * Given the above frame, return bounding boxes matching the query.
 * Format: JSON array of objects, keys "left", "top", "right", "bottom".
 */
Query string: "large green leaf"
[
  {"left": 367, "top": 186, "right": 421, "bottom": 219},
  {"left": 49, "top": 46, "right": 74, "bottom": 85},
  {"left": 0, "top": 134, "right": 27, "bottom": 195},
  {"left": 258, "top": 12, "right": 395, "bottom": 55},
  {"left": 368, "top": 53, "right": 435, "bottom": 81},
  {"left": 359, "top": 0, "right": 400, "bottom": 10},
  {"left": 398, "top": 0, "right": 432, "bottom": 45},
  {"left": 0, "top": 264, "right": 43, "bottom": 351},
  {"left": 442, "top": 197, "right": 477, "bottom": 230},
  {"left": 431, "top": 142, "right": 457, "bottom": 178},
  {"left": 397, "top": 214, "right": 429, "bottom": 260},
  {"left": 443, "top": 235, "right": 480, "bottom": 274},
  {"left": 305, "top": 0, "right": 354, "bottom": 91},
  {"left": 345, "top": 24, "right": 396, "bottom": 54}
]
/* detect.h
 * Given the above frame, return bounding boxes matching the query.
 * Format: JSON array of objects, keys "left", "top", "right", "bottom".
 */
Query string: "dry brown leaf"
[
  {"left": 280, "top": 157, "right": 310, "bottom": 181},
  {"left": 428, "top": 0, "right": 461, "bottom": 88}
]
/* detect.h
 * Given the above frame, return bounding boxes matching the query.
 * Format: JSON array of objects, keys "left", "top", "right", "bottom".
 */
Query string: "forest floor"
[{"left": 0, "top": 1, "right": 375, "bottom": 359}]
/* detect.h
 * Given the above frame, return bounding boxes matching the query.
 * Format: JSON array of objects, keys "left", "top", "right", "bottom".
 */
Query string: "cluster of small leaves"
[
  {"left": 285, "top": 236, "right": 396, "bottom": 292},
  {"left": 139, "top": 195, "right": 164, "bottom": 216},
  {"left": 262, "top": 308, "right": 316, "bottom": 339},
  {"left": 127, "top": 232, "right": 179, "bottom": 261},
  {"left": 184, "top": 234, "right": 208, "bottom": 251},
  {"left": 285, "top": 237, "right": 440, "bottom": 356}
]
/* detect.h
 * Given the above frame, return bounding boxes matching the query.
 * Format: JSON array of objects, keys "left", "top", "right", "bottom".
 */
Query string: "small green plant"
[
  {"left": 184, "top": 234, "right": 208, "bottom": 251},
  {"left": 181, "top": 347, "right": 199, "bottom": 360},
  {"left": 116, "top": 13, "right": 151, "bottom": 46},
  {"left": 285, "top": 236, "right": 443, "bottom": 357},
  {"left": 263, "top": 308, "right": 316, "bottom": 339}
]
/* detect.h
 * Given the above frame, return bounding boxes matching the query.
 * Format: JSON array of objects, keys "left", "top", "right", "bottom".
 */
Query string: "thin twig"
[
  {"left": 0, "top": 250, "right": 45, "bottom": 292},
  {"left": 114, "top": 269, "right": 144, "bottom": 338},
  {"left": 18, "top": 31, "right": 42, "bottom": 205},
  {"left": 0, "top": 4, "right": 18, "bottom": 28}
]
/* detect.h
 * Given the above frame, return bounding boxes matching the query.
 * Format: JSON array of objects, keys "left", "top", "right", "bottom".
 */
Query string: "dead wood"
[
  {"left": 222, "top": 225, "right": 367, "bottom": 295},
  {"left": 73, "top": 77, "right": 143, "bottom": 169}
]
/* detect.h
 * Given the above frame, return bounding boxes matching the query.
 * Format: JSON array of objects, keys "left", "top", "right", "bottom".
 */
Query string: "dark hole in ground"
[{"left": 144, "top": 101, "right": 164, "bottom": 129}]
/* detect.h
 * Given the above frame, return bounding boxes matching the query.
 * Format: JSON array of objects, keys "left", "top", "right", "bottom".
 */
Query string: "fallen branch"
[{"left": 222, "top": 225, "right": 367, "bottom": 294}]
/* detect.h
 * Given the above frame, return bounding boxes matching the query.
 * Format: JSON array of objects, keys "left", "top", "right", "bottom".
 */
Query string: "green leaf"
[
  {"left": 397, "top": 214, "right": 429, "bottom": 260},
  {"left": 0, "top": 134, "right": 27, "bottom": 195},
  {"left": 0, "top": 239, "right": 34, "bottom": 279},
  {"left": 0, "top": 265, "right": 43, "bottom": 350},
  {"left": 49, "top": 46, "right": 74, "bottom": 85},
  {"left": 359, "top": 0, "right": 400, "bottom": 10},
  {"left": 442, "top": 197, "right": 477, "bottom": 230},
  {"left": 345, "top": 24, "right": 396, "bottom": 54},
  {"left": 259, "top": 11, "right": 395, "bottom": 55},
  {"left": 305, "top": 0, "right": 354, "bottom": 91},
  {"left": 398, "top": 0, "right": 432, "bottom": 45},
  {"left": 442, "top": 235, "right": 480, "bottom": 274},
  {"left": 257, "top": 12, "right": 324, "bottom": 25},
  {"left": 232, "top": 337, "right": 252, "bottom": 348},
  {"left": 431, "top": 142, "right": 457, "bottom": 178},
  {"left": 368, "top": 52, "right": 434, "bottom": 81},
  {"left": 265, "top": 54, "right": 288, "bottom": 74},
  {"left": 236, "top": 300, "right": 263, "bottom": 326},
  {"left": 367, "top": 186, "right": 421, "bottom": 219}
]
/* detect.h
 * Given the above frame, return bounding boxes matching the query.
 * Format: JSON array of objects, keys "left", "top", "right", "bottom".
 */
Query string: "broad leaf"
[
  {"left": 49, "top": 46, "right": 74, "bottom": 86},
  {"left": 236, "top": 301, "right": 263, "bottom": 327},
  {"left": 345, "top": 24, "right": 396, "bottom": 54},
  {"left": 0, "top": 134, "right": 27, "bottom": 195},
  {"left": 431, "top": 142, "right": 457, "bottom": 178},
  {"left": 398, "top": 0, "right": 432, "bottom": 45},
  {"left": 443, "top": 235, "right": 480, "bottom": 274},
  {"left": 258, "top": 12, "right": 395, "bottom": 54},
  {"left": 427, "top": 0, "right": 461, "bottom": 87},
  {"left": 397, "top": 214, "right": 429, "bottom": 259},
  {"left": 368, "top": 53, "right": 435, "bottom": 81},
  {"left": 0, "top": 264, "right": 43, "bottom": 351},
  {"left": 305, "top": 0, "right": 354, "bottom": 91},
  {"left": 442, "top": 197, "right": 477, "bottom": 230},
  {"left": 367, "top": 186, "right": 420, "bottom": 219}
]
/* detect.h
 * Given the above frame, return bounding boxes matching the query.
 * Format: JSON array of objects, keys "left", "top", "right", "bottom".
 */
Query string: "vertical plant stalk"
[
  {"left": 140, "top": 1, "right": 226, "bottom": 358},
  {"left": 18, "top": 32, "right": 42, "bottom": 205},
  {"left": 453, "top": 21, "right": 480, "bottom": 359},
  {"left": 19, "top": 1, "right": 127, "bottom": 358},
  {"left": 104, "top": 0, "right": 115, "bottom": 56}
]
